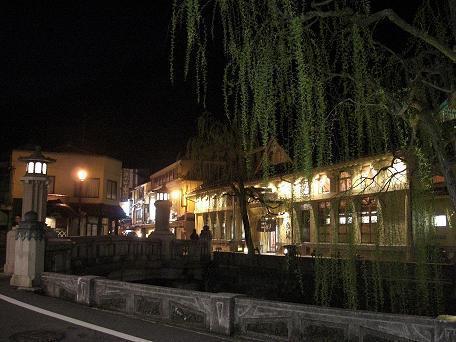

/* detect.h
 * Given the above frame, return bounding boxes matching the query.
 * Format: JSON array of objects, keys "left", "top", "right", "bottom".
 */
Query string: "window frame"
[
  {"left": 360, "top": 196, "right": 377, "bottom": 244},
  {"left": 74, "top": 178, "right": 100, "bottom": 198},
  {"left": 338, "top": 200, "right": 353, "bottom": 243},
  {"left": 318, "top": 201, "right": 331, "bottom": 243},
  {"left": 106, "top": 179, "right": 118, "bottom": 200},
  {"left": 339, "top": 171, "right": 352, "bottom": 193}
]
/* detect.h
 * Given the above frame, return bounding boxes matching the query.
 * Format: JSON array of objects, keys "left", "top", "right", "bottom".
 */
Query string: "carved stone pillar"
[
  {"left": 10, "top": 211, "right": 46, "bottom": 288},
  {"left": 149, "top": 200, "right": 175, "bottom": 259}
]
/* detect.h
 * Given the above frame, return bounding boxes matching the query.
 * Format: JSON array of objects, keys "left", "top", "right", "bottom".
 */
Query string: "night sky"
[{"left": 0, "top": 1, "right": 419, "bottom": 171}]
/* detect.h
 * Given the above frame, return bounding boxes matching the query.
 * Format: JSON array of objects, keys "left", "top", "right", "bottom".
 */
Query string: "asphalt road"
[{"left": 0, "top": 274, "right": 245, "bottom": 342}]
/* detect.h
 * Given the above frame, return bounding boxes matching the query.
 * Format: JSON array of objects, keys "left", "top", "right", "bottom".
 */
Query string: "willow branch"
[
  {"left": 421, "top": 80, "right": 453, "bottom": 94},
  {"left": 359, "top": 9, "right": 456, "bottom": 62},
  {"left": 299, "top": 8, "right": 353, "bottom": 24}
]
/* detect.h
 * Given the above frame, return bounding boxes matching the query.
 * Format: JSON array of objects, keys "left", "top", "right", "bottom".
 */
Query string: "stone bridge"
[{"left": 44, "top": 236, "right": 211, "bottom": 282}]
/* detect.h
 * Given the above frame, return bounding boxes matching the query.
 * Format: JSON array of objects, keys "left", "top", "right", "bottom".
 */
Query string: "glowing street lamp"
[
  {"left": 77, "top": 169, "right": 87, "bottom": 182},
  {"left": 77, "top": 169, "right": 87, "bottom": 235}
]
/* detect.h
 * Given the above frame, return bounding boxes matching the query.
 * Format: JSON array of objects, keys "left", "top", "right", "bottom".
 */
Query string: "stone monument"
[
  {"left": 149, "top": 185, "right": 175, "bottom": 259},
  {"left": 4, "top": 147, "right": 54, "bottom": 287}
]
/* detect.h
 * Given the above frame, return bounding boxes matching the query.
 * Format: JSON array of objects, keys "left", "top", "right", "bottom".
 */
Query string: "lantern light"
[
  {"left": 155, "top": 185, "right": 170, "bottom": 201},
  {"left": 19, "top": 146, "right": 55, "bottom": 176}
]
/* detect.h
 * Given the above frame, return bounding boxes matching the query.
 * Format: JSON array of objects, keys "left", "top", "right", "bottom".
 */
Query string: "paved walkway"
[{"left": 0, "top": 274, "right": 252, "bottom": 342}]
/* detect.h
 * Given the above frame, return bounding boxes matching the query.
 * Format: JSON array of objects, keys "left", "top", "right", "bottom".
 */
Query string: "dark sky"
[
  {"left": 0, "top": 1, "right": 419, "bottom": 171},
  {"left": 0, "top": 1, "right": 224, "bottom": 170}
]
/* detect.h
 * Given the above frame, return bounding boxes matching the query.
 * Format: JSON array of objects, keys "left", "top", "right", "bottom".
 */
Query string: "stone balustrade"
[
  {"left": 40, "top": 272, "right": 456, "bottom": 341},
  {"left": 45, "top": 236, "right": 211, "bottom": 274},
  {"left": 171, "top": 239, "right": 210, "bottom": 261}
]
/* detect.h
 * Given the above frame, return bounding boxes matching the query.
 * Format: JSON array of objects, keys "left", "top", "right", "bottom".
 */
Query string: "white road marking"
[{"left": 0, "top": 293, "right": 152, "bottom": 342}]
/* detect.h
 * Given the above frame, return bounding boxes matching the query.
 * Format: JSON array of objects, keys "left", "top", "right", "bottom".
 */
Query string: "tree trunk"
[
  {"left": 417, "top": 109, "right": 456, "bottom": 211},
  {"left": 237, "top": 181, "right": 255, "bottom": 256}
]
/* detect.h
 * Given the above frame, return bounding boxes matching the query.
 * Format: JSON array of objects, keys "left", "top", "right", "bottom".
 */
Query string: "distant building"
[
  {"left": 128, "top": 160, "right": 202, "bottom": 239},
  {"left": 119, "top": 168, "right": 151, "bottom": 221},
  {"left": 0, "top": 147, "right": 126, "bottom": 237}
]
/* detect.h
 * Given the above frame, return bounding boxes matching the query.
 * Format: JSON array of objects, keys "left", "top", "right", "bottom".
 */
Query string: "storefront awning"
[
  {"left": 69, "top": 203, "right": 127, "bottom": 219},
  {"left": 47, "top": 201, "right": 78, "bottom": 218}
]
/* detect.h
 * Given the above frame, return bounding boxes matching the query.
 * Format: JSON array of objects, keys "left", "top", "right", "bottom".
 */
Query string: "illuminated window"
[
  {"left": 318, "top": 201, "right": 331, "bottom": 242},
  {"left": 317, "top": 174, "right": 330, "bottom": 194},
  {"left": 432, "top": 175, "right": 445, "bottom": 187},
  {"left": 360, "top": 197, "right": 377, "bottom": 244},
  {"left": 303, "top": 180, "right": 310, "bottom": 195},
  {"left": 338, "top": 200, "right": 353, "bottom": 243},
  {"left": 433, "top": 215, "right": 447, "bottom": 227},
  {"left": 360, "top": 164, "right": 376, "bottom": 189},
  {"left": 339, "top": 171, "right": 352, "bottom": 192}
]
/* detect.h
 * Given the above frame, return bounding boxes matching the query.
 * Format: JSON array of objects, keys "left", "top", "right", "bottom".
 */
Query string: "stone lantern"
[
  {"left": 8, "top": 147, "right": 55, "bottom": 288},
  {"left": 18, "top": 146, "right": 56, "bottom": 221},
  {"left": 4, "top": 147, "right": 55, "bottom": 276},
  {"left": 149, "top": 185, "right": 175, "bottom": 258}
]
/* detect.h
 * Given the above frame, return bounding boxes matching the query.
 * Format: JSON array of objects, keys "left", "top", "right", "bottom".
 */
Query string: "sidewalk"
[{"left": 0, "top": 273, "right": 251, "bottom": 342}]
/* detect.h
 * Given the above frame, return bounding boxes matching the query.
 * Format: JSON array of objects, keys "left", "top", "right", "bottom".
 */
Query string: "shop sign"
[{"left": 257, "top": 216, "right": 277, "bottom": 232}]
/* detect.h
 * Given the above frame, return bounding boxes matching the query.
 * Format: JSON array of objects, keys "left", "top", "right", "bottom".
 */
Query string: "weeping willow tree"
[
  {"left": 186, "top": 112, "right": 286, "bottom": 255},
  {"left": 170, "top": 0, "right": 455, "bottom": 314},
  {"left": 171, "top": 0, "right": 455, "bottom": 208}
]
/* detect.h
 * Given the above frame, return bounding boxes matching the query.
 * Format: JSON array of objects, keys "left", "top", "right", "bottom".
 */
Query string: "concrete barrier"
[{"left": 40, "top": 272, "right": 456, "bottom": 340}]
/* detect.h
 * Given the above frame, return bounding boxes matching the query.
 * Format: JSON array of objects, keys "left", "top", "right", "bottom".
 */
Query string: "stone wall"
[
  {"left": 234, "top": 297, "right": 456, "bottom": 341},
  {"left": 40, "top": 272, "right": 456, "bottom": 341},
  {"left": 41, "top": 272, "right": 238, "bottom": 336}
]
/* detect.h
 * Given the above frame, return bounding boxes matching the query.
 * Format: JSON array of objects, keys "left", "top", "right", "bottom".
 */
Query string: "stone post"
[
  {"left": 4, "top": 147, "right": 54, "bottom": 275},
  {"left": 10, "top": 211, "right": 46, "bottom": 288},
  {"left": 149, "top": 200, "right": 175, "bottom": 259}
]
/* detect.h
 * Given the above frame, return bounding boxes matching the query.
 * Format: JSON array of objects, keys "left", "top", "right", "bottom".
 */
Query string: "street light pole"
[{"left": 77, "top": 169, "right": 87, "bottom": 236}]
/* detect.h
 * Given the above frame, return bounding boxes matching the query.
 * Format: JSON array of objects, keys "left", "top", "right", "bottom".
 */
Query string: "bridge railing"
[
  {"left": 45, "top": 236, "right": 162, "bottom": 273},
  {"left": 171, "top": 239, "right": 210, "bottom": 261}
]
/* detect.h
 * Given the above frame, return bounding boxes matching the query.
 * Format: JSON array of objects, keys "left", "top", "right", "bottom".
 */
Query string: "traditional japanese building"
[{"left": 189, "top": 152, "right": 455, "bottom": 260}]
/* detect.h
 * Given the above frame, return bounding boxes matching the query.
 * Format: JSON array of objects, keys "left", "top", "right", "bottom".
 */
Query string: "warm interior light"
[
  {"left": 243, "top": 246, "right": 248, "bottom": 254},
  {"left": 77, "top": 169, "right": 87, "bottom": 181},
  {"left": 171, "top": 190, "right": 181, "bottom": 200},
  {"left": 433, "top": 215, "right": 447, "bottom": 227}
]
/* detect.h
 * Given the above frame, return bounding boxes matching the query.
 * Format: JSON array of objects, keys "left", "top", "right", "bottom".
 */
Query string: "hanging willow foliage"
[
  {"left": 170, "top": 0, "right": 454, "bottom": 316},
  {"left": 171, "top": 0, "right": 412, "bottom": 175}
]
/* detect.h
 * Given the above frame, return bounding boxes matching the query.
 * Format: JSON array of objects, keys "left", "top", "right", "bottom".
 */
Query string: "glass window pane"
[
  {"left": 35, "top": 162, "right": 42, "bottom": 174},
  {"left": 433, "top": 215, "right": 447, "bottom": 227}
]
